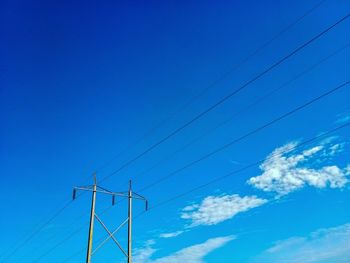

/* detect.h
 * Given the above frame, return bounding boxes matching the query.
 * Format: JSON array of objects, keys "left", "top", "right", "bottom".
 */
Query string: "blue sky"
[{"left": 1, "top": 0, "right": 350, "bottom": 262}]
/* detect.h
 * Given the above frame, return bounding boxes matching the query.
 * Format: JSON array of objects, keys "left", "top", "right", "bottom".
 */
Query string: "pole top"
[{"left": 93, "top": 172, "right": 97, "bottom": 185}]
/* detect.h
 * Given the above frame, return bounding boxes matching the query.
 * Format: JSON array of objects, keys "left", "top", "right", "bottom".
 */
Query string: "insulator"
[{"left": 72, "top": 189, "right": 76, "bottom": 200}]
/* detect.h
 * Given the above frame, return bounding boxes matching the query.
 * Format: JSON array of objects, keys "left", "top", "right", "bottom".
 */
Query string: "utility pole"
[
  {"left": 73, "top": 176, "right": 148, "bottom": 263},
  {"left": 86, "top": 173, "right": 97, "bottom": 263},
  {"left": 127, "top": 180, "right": 132, "bottom": 263}
]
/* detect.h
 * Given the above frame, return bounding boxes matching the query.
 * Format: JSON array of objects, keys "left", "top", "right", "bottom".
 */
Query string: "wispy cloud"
[
  {"left": 181, "top": 194, "right": 268, "bottom": 226},
  {"left": 134, "top": 235, "right": 235, "bottom": 263},
  {"left": 252, "top": 223, "right": 350, "bottom": 263},
  {"left": 159, "top": 230, "right": 184, "bottom": 238},
  {"left": 133, "top": 240, "right": 156, "bottom": 263},
  {"left": 248, "top": 140, "right": 349, "bottom": 196}
]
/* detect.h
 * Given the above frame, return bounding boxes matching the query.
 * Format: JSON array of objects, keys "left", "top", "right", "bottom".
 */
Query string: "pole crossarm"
[
  {"left": 73, "top": 186, "right": 127, "bottom": 197},
  {"left": 75, "top": 186, "right": 94, "bottom": 191}
]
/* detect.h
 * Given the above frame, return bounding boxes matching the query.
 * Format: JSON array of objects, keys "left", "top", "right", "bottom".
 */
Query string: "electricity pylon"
[{"left": 73, "top": 173, "right": 148, "bottom": 263}]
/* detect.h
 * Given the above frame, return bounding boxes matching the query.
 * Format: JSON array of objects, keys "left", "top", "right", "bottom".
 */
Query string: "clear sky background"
[{"left": 1, "top": 0, "right": 350, "bottom": 262}]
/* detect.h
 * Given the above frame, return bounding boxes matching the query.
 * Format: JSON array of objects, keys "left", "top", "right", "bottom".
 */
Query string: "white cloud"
[
  {"left": 133, "top": 246, "right": 156, "bottom": 263},
  {"left": 248, "top": 141, "right": 349, "bottom": 196},
  {"left": 181, "top": 194, "right": 268, "bottom": 226},
  {"left": 329, "top": 143, "right": 345, "bottom": 156},
  {"left": 134, "top": 235, "right": 234, "bottom": 263},
  {"left": 252, "top": 223, "right": 350, "bottom": 263},
  {"left": 133, "top": 240, "right": 156, "bottom": 263},
  {"left": 159, "top": 230, "right": 184, "bottom": 238}
]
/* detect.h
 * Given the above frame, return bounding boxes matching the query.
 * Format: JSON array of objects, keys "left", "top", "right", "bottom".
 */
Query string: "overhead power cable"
[
  {"left": 138, "top": 80, "right": 350, "bottom": 192},
  {"left": 48, "top": 18, "right": 350, "bottom": 260},
  {"left": 59, "top": 220, "right": 120, "bottom": 263},
  {"left": 4, "top": 4, "right": 328, "bottom": 259},
  {"left": 139, "top": 121, "right": 350, "bottom": 215},
  {"left": 91, "top": 0, "right": 327, "bottom": 175},
  {"left": 132, "top": 43, "right": 350, "bottom": 183},
  {"left": 63, "top": 121, "right": 350, "bottom": 260},
  {"left": 30, "top": 205, "right": 114, "bottom": 263},
  {"left": 0, "top": 200, "right": 74, "bottom": 262},
  {"left": 25, "top": 9, "right": 350, "bottom": 261},
  {"left": 1, "top": 2, "right": 337, "bottom": 260},
  {"left": 31, "top": 228, "right": 83, "bottom": 263},
  {"left": 39, "top": 79, "right": 350, "bottom": 262},
  {"left": 100, "top": 11, "right": 350, "bottom": 184}
]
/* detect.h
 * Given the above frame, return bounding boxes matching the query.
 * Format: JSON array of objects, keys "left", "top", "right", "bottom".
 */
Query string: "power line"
[
  {"left": 31, "top": 227, "right": 83, "bottom": 263},
  {"left": 43, "top": 78, "right": 350, "bottom": 261},
  {"left": 61, "top": 245, "right": 86, "bottom": 263},
  {"left": 132, "top": 43, "right": 350, "bottom": 183},
  {"left": 17, "top": 186, "right": 129, "bottom": 263},
  {"left": 22, "top": 11, "right": 349, "bottom": 262},
  {"left": 43, "top": 121, "right": 350, "bottom": 263},
  {"left": 1, "top": 183, "right": 101, "bottom": 262},
  {"left": 1, "top": 2, "right": 338, "bottom": 260},
  {"left": 91, "top": 0, "right": 327, "bottom": 176},
  {"left": 31, "top": 204, "right": 115, "bottom": 263},
  {"left": 137, "top": 80, "right": 350, "bottom": 192},
  {"left": 60, "top": 120, "right": 350, "bottom": 263},
  {"left": 1, "top": 3, "right": 328, "bottom": 259},
  {"left": 1, "top": 200, "right": 74, "bottom": 263},
  {"left": 100, "top": 12, "right": 350, "bottom": 184},
  {"left": 28, "top": 11, "right": 349, "bottom": 260},
  {"left": 35, "top": 194, "right": 130, "bottom": 261},
  {"left": 60, "top": 223, "right": 118, "bottom": 263},
  {"left": 32, "top": 198, "right": 130, "bottom": 262},
  {"left": 62, "top": 120, "right": 350, "bottom": 261},
  {"left": 140, "top": 121, "right": 350, "bottom": 215}
]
